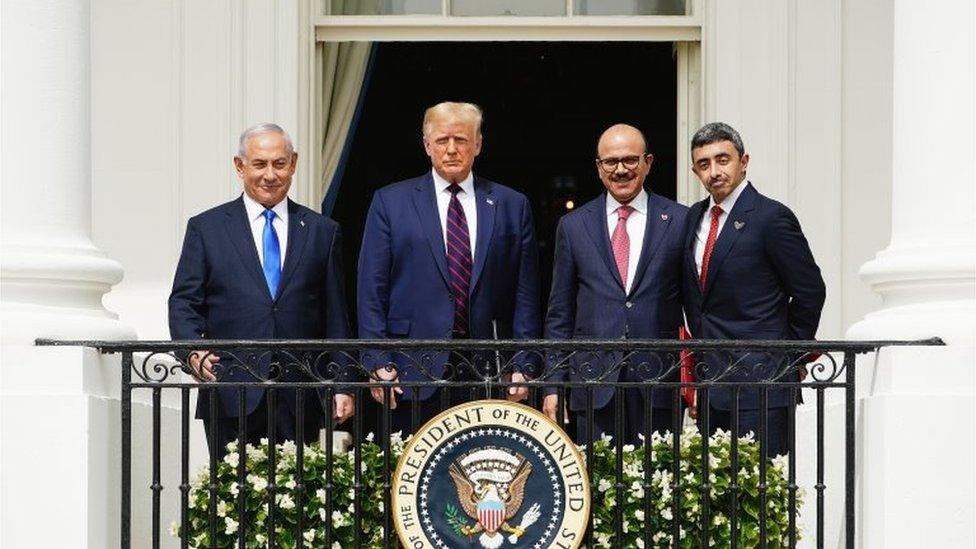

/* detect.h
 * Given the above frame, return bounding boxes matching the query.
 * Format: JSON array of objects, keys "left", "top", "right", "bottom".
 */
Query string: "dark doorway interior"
[{"left": 331, "top": 41, "right": 677, "bottom": 331}]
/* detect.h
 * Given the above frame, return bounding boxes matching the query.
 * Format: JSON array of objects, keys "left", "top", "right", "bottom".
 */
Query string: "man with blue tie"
[
  {"left": 169, "top": 124, "right": 352, "bottom": 457},
  {"left": 682, "top": 122, "right": 826, "bottom": 457},
  {"left": 357, "top": 102, "right": 541, "bottom": 435},
  {"left": 544, "top": 124, "right": 688, "bottom": 444}
]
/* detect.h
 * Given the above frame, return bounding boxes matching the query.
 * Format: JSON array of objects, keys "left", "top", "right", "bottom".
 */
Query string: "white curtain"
[{"left": 316, "top": 0, "right": 375, "bottom": 208}]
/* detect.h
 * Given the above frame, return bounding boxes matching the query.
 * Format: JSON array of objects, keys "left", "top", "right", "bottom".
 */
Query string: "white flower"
[
  {"left": 365, "top": 432, "right": 375, "bottom": 443},
  {"left": 278, "top": 494, "right": 295, "bottom": 509},
  {"left": 285, "top": 479, "right": 297, "bottom": 490},
  {"left": 255, "top": 533, "right": 266, "bottom": 544},
  {"left": 332, "top": 510, "right": 348, "bottom": 527},
  {"left": 303, "top": 530, "right": 316, "bottom": 543},
  {"left": 223, "top": 452, "right": 239, "bottom": 468},
  {"left": 320, "top": 508, "right": 327, "bottom": 521},
  {"left": 622, "top": 444, "right": 635, "bottom": 453},
  {"left": 217, "top": 500, "right": 228, "bottom": 517},
  {"left": 333, "top": 543, "right": 342, "bottom": 549},
  {"left": 168, "top": 520, "right": 180, "bottom": 538},
  {"left": 224, "top": 517, "right": 238, "bottom": 535},
  {"left": 661, "top": 507, "right": 673, "bottom": 520},
  {"left": 598, "top": 478, "right": 612, "bottom": 493},
  {"left": 281, "top": 440, "right": 297, "bottom": 456},
  {"left": 635, "top": 538, "right": 645, "bottom": 548},
  {"left": 635, "top": 509, "right": 645, "bottom": 521},
  {"left": 247, "top": 474, "right": 268, "bottom": 492},
  {"left": 316, "top": 488, "right": 327, "bottom": 501}
]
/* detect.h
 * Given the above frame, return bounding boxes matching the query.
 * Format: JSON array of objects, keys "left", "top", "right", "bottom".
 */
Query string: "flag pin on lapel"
[
  {"left": 661, "top": 213, "right": 669, "bottom": 221},
  {"left": 300, "top": 220, "right": 305, "bottom": 227},
  {"left": 734, "top": 221, "right": 745, "bottom": 230},
  {"left": 486, "top": 198, "right": 495, "bottom": 206}
]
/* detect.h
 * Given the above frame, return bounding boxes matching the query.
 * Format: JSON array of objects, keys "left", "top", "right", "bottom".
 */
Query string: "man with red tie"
[
  {"left": 682, "top": 122, "right": 826, "bottom": 457},
  {"left": 544, "top": 124, "right": 688, "bottom": 444},
  {"left": 357, "top": 102, "right": 541, "bottom": 435}
]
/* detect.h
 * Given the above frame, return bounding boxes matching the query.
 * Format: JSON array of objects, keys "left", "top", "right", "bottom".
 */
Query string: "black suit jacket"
[
  {"left": 168, "top": 196, "right": 351, "bottom": 419},
  {"left": 682, "top": 183, "right": 826, "bottom": 410}
]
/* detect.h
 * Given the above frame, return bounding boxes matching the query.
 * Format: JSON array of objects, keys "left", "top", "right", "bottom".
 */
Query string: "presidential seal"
[{"left": 393, "top": 400, "right": 589, "bottom": 549}]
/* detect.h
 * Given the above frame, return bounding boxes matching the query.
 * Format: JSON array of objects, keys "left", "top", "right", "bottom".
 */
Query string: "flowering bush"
[
  {"left": 173, "top": 433, "right": 404, "bottom": 548},
  {"left": 588, "top": 427, "right": 802, "bottom": 548},
  {"left": 174, "top": 428, "right": 799, "bottom": 548}
]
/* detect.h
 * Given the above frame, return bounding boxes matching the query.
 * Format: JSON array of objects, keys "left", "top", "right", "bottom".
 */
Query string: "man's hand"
[
  {"left": 333, "top": 394, "right": 354, "bottom": 423},
  {"left": 370, "top": 367, "right": 403, "bottom": 409},
  {"left": 506, "top": 371, "right": 530, "bottom": 402},
  {"left": 687, "top": 404, "right": 698, "bottom": 420},
  {"left": 187, "top": 350, "right": 218, "bottom": 381},
  {"left": 542, "top": 394, "right": 569, "bottom": 424}
]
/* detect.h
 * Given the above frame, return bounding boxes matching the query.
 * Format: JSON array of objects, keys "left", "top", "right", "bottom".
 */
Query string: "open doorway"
[{"left": 330, "top": 41, "right": 678, "bottom": 327}]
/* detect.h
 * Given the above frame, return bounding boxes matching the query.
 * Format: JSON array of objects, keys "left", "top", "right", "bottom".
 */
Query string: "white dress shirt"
[
  {"left": 606, "top": 189, "right": 648, "bottom": 294},
  {"left": 693, "top": 181, "right": 750, "bottom": 275},
  {"left": 432, "top": 168, "right": 477, "bottom": 257},
  {"left": 242, "top": 192, "right": 288, "bottom": 268}
]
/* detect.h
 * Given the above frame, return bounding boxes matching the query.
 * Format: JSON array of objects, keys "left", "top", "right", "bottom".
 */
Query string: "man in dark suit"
[
  {"left": 682, "top": 122, "right": 825, "bottom": 457},
  {"left": 544, "top": 124, "right": 688, "bottom": 444},
  {"left": 357, "top": 102, "right": 541, "bottom": 435},
  {"left": 169, "top": 123, "right": 352, "bottom": 457}
]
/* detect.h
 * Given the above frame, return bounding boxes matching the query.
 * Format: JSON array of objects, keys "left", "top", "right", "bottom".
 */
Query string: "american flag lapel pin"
[
  {"left": 661, "top": 213, "right": 669, "bottom": 221},
  {"left": 734, "top": 220, "right": 745, "bottom": 230},
  {"left": 486, "top": 198, "right": 495, "bottom": 206},
  {"left": 300, "top": 220, "right": 305, "bottom": 227}
]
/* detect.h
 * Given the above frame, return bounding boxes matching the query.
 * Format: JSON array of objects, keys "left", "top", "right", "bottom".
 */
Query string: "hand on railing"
[
  {"left": 370, "top": 366, "right": 403, "bottom": 409},
  {"left": 333, "top": 394, "right": 354, "bottom": 423},
  {"left": 505, "top": 371, "right": 530, "bottom": 402},
  {"left": 541, "top": 394, "right": 569, "bottom": 424},
  {"left": 187, "top": 350, "right": 218, "bottom": 381}
]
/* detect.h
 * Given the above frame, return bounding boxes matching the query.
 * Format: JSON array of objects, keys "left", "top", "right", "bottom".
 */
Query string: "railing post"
[
  {"left": 121, "top": 351, "right": 132, "bottom": 549},
  {"left": 844, "top": 351, "right": 856, "bottom": 549}
]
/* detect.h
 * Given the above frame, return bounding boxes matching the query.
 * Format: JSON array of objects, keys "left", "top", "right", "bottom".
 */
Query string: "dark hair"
[{"left": 690, "top": 122, "right": 745, "bottom": 157}]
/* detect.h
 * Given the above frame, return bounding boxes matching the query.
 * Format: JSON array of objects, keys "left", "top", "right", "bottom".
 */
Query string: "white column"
[
  {"left": 1, "top": 1, "right": 134, "bottom": 547},
  {"left": 0, "top": 0, "right": 134, "bottom": 344},
  {"left": 848, "top": 1, "right": 975, "bottom": 547}
]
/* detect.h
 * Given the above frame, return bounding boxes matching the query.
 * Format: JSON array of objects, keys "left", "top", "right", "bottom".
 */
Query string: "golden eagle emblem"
[{"left": 447, "top": 446, "right": 542, "bottom": 548}]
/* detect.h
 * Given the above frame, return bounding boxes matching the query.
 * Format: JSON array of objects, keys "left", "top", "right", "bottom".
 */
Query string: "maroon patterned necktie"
[{"left": 446, "top": 184, "right": 472, "bottom": 335}]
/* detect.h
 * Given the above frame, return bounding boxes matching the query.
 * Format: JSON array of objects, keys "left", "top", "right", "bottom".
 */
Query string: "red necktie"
[
  {"left": 446, "top": 184, "right": 472, "bottom": 335},
  {"left": 699, "top": 204, "right": 724, "bottom": 290},
  {"left": 611, "top": 205, "right": 633, "bottom": 288}
]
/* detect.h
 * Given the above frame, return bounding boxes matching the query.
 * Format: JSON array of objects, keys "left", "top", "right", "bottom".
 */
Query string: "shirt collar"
[
  {"left": 242, "top": 192, "right": 288, "bottom": 223},
  {"left": 606, "top": 188, "right": 649, "bottom": 217},
  {"left": 432, "top": 168, "right": 475, "bottom": 196},
  {"left": 709, "top": 180, "right": 750, "bottom": 214}
]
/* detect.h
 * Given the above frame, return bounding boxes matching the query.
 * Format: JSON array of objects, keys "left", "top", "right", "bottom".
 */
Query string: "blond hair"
[{"left": 422, "top": 102, "right": 483, "bottom": 138}]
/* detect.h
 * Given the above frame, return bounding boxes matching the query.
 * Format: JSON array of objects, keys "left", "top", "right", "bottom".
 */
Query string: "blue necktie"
[{"left": 262, "top": 209, "right": 281, "bottom": 299}]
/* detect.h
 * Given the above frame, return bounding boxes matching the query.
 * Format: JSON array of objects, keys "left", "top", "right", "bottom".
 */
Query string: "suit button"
[{"left": 625, "top": 302, "right": 633, "bottom": 309}]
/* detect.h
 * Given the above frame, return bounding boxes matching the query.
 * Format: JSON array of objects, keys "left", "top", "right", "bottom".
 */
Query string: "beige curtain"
[{"left": 316, "top": 0, "right": 375, "bottom": 208}]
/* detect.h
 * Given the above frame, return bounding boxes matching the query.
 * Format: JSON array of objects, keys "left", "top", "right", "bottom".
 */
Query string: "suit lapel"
[
  {"left": 628, "top": 193, "right": 672, "bottom": 295},
  {"left": 276, "top": 200, "right": 308, "bottom": 301},
  {"left": 223, "top": 197, "right": 272, "bottom": 301},
  {"left": 685, "top": 199, "right": 708, "bottom": 295},
  {"left": 702, "top": 183, "right": 758, "bottom": 297},
  {"left": 469, "top": 177, "right": 496, "bottom": 292},
  {"left": 411, "top": 174, "right": 450, "bottom": 287},
  {"left": 582, "top": 193, "right": 625, "bottom": 291}
]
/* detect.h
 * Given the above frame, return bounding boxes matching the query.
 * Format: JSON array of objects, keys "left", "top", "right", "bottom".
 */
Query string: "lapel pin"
[
  {"left": 734, "top": 221, "right": 745, "bottom": 230},
  {"left": 486, "top": 198, "right": 495, "bottom": 206},
  {"left": 299, "top": 220, "right": 305, "bottom": 227},
  {"left": 661, "top": 213, "right": 669, "bottom": 221}
]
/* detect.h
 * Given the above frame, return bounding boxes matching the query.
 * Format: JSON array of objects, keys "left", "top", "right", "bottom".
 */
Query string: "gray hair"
[
  {"left": 237, "top": 123, "right": 294, "bottom": 158},
  {"left": 691, "top": 122, "right": 745, "bottom": 157}
]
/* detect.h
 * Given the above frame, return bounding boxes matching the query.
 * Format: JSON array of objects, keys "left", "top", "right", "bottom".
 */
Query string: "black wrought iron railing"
[{"left": 36, "top": 337, "right": 943, "bottom": 549}]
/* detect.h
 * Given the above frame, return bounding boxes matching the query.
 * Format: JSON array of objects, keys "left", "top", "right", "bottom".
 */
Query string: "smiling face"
[
  {"left": 423, "top": 120, "right": 482, "bottom": 183},
  {"left": 596, "top": 125, "right": 653, "bottom": 204},
  {"left": 234, "top": 131, "right": 297, "bottom": 208},
  {"left": 690, "top": 139, "right": 749, "bottom": 204}
]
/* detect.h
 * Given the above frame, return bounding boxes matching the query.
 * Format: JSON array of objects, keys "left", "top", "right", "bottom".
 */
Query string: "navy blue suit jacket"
[
  {"left": 682, "top": 183, "right": 826, "bottom": 410},
  {"left": 168, "top": 196, "right": 351, "bottom": 419},
  {"left": 357, "top": 173, "right": 541, "bottom": 399},
  {"left": 545, "top": 191, "right": 688, "bottom": 411}
]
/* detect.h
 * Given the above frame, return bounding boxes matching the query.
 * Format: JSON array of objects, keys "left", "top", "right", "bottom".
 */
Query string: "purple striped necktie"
[{"left": 446, "top": 184, "right": 472, "bottom": 335}]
